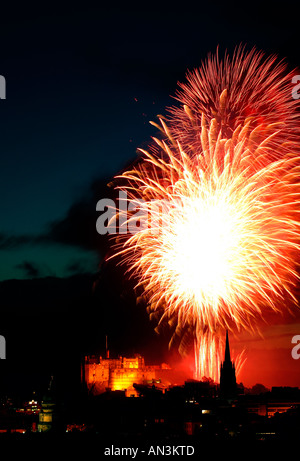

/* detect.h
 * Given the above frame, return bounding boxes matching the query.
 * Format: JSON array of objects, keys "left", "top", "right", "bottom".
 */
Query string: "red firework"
[{"left": 109, "top": 46, "right": 300, "bottom": 381}]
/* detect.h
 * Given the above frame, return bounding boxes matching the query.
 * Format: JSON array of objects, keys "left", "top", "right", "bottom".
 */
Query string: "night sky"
[{"left": 0, "top": 2, "right": 300, "bottom": 398}]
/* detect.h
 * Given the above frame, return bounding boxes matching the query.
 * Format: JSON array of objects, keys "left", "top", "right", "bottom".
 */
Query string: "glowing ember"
[{"left": 109, "top": 47, "right": 300, "bottom": 381}]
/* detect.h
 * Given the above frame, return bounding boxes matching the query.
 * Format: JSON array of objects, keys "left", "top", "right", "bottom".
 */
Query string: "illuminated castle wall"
[{"left": 83, "top": 354, "right": 172, "bottom": 397}]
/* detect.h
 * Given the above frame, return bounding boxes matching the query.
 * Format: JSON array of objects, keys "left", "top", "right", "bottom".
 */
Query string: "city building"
[
  {"left": 82, "top": 350, "right": 172, "bottom": 397},
  {"left": 38, "top": 376, "right": 56, "bottom": 432}
]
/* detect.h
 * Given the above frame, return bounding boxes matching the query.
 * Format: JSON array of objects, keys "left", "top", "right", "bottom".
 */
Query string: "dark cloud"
[
  {"left": 15, "top": 261, "right": 41, "bottom": 278},
  {"left": 0, "top": 177, "right": 118, "bottom": 255},
  {"left": 0, "top": 233, "right": 33, "bottom": 250},
  {"left": 66, "top": 260, "right": 89, "bottom": 275},
  {"left": 41, "top": 177, "right": 117, "bottom": 254}
]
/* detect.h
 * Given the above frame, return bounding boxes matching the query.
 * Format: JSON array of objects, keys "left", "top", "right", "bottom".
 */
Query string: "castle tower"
[{"left": 219, "top": 330, "right": 237, "bottom": 399}]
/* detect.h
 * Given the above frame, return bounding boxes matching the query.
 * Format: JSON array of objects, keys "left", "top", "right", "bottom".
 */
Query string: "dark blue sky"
[{"left": 0, "top": 2, "right": 299, "bottom": 280}]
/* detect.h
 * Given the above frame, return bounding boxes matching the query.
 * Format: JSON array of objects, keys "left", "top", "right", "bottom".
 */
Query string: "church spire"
[
  {"left": 220, "top": 330, "right": 237, "bottom": 399},
  {"left": 224, "top": 329, "right": 231, "bottom": 363}
]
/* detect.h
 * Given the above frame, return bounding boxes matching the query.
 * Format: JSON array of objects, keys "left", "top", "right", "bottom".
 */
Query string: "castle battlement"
[{"left": 82, "top": 353, "right": 171, "bottom": 397}]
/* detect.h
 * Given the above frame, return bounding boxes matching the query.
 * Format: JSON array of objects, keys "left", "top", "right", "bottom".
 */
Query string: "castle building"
[
  {"left": 219, "top": 330, "right": 237, "bottom": 399},
  {"left": 82, "top": 352, "right": 172, "bottom": 397}
]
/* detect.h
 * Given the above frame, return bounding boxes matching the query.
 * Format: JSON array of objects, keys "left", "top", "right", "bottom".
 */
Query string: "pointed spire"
[
  {"left": 225, "top": 330, "right": 231, "bottom": 363},
  {"left": 220, "top": 330, "right": 237, "bottom": 398}
]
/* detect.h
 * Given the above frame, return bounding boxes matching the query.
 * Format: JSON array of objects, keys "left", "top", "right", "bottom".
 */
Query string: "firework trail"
[{"left": 109, "top": 46, "right": 300, "bottom": 382}]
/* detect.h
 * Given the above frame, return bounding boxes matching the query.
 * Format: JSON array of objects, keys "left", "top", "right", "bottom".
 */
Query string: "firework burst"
[{"left": 108, "top": 47, "right": 300, "bottom": 381}]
